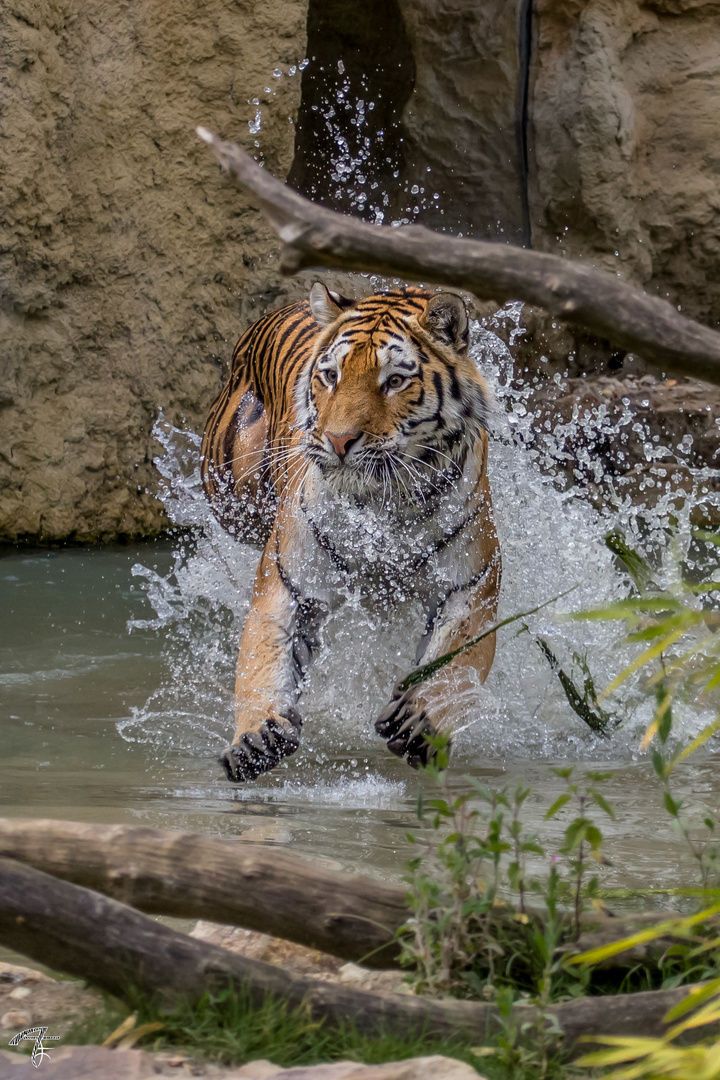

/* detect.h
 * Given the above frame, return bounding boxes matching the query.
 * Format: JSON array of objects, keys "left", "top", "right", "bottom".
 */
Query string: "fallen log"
[
  {"left": 0, "top": 857, "right": 712, "bottom": 1053},
  {"left": 0, "top": 818, "right": 405, "bottom": 967},
  {"left": 0, "top": 856, "right": 493, "bottom": 1037},
  {"left": 196, "top": 126, "right": 720, "bottom": 387},
  {"left": 0, "top": 818, "right": 693, "bottom": 975}
]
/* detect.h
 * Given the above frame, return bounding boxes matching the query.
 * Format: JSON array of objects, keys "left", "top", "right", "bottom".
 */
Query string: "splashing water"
[{"left": 120, "top": 307, "right": 720, "bottom": 786}]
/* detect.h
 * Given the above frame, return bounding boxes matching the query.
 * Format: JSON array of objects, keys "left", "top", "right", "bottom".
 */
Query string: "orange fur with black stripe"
[{"left": 202, "top": 284, "right": 501, "bottom": 782}]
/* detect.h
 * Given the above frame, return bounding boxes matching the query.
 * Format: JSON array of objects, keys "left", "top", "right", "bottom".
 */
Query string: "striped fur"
[{"left": 201, "top": 285, "right": 501, "bottom": 782}]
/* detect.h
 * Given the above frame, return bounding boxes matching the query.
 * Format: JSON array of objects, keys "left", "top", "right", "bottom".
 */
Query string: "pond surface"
[
  {"left": 2, "top": 316, "right": 719, "bottom": 906},
  {"left": 0, "top": 527, "right": 717, "bottom": 899}
]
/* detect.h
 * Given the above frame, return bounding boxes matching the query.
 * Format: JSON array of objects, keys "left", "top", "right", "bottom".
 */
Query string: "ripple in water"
[{"left": 119, "top": 307, "right": 720, "bottom": 783}]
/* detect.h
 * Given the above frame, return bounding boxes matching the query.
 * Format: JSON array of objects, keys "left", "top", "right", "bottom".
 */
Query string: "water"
[{"left": 2, "top": 311, "right": 719, "bottom": 901}]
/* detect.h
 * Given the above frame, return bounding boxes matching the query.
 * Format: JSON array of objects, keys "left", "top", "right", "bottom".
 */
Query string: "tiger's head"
[{"left": 295, "top": 284, "right": 490, "bottom": 500}]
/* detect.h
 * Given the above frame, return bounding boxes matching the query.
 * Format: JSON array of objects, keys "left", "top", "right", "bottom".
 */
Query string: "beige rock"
[
  {"left": 0, "top": 964, "right": 54, "bottom": 985},
  {"left": 530, "top": 0, "right": 720, "bottom": 324},
  {"left": 189, "top": 923, "right": 409, "bottom": 993},
  {"left": 336, "top": 963, "right": 408, "bottom": 995},
  {"left": 232, "top": 1057, "right": 482, "bottom": 1079},
  {"left": 0, "top": 0, "right": 307, "bottom": 542},
  {"left": 189, "top": 922, "right": 344, "bottom": 976},
  {"left": 0, "top": 965, "right": 106, "bottom": 1040},
  {"left": 0, "top": 1047, "right": 483, "bottom": 1079},
  {"left": 0, "top": 1011, "right": 32, "bottom": 1031}
]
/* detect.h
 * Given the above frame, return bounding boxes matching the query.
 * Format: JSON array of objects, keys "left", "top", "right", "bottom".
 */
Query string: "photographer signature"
[{"left": 9, "top": 1026, "right": 60, "bottom": 1067}]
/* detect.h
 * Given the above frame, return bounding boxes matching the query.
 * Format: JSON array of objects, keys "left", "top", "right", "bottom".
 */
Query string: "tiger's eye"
[
  {"left": 386, "top": 374, "right": 405, "bottom": 391},
  {"left": 324, "top": 369, "right": 338, "bottom": 387}
]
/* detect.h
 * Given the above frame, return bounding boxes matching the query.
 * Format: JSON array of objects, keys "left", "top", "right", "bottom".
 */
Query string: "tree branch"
[
  {"left": 0, "top": 818, "right": 405, "bottom": 968},
  {"left": 0, "top": 818, "right": 694, "bottom": 976},
  {"left": 0, "top": 855, "right": 711, "bottom": 1051},
  {"left": 197, "top": 127, "right": 720, "bottom": 386}
]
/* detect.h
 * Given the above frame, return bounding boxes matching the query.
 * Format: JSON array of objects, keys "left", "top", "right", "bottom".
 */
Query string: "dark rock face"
[
  {"left": 287, "top": 0, "right": 415, "bottom": 220},
  {"left": 395, "top": 0, "right": 530, "bottom": 244}
]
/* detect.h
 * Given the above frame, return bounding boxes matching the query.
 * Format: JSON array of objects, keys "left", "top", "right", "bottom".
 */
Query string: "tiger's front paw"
[
  {"left": 220, "top": 708, "right": 302, "bottom": 782},
  {"left": 374, "top": 689, "right": 441, "bottom": 769}
]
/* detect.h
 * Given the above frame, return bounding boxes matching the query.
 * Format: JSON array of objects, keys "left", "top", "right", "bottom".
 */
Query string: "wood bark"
[
  {"left": 0, "top": 818, "right": 698, "bottom": 977},
  {"left": 0, "top": 856, "right": 485, "bottom": 1035},
  {"left": 0, "top": 818, "right": 405, "bottom": 967},
  {"left": 196, "top": 127, "right": 720, "bottom": 387},
  {"left": 0, "top": 856, "right": 712, "bottom": 1052}
]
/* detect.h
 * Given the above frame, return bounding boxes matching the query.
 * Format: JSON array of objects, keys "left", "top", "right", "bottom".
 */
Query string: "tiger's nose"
[{"left": 326, "top": 431, "right": 362, "bottom": 459}]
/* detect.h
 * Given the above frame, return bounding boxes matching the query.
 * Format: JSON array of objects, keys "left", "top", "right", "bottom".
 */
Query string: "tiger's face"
[{"left": 295, "top": 285, "right": 490, "bottom": 500}]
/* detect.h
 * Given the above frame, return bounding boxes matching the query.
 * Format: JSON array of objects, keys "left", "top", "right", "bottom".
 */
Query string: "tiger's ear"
[
  {"left": 309, "top": 282, "right": 354, "bottom": 327},
  {"left": 419, "top": 292, "right": 469, "bottom": 353}
]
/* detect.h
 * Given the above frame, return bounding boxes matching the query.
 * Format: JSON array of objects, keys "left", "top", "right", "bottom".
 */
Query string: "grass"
[{"left": 62, "top": 986, "right": 575, "bottom": 1079}]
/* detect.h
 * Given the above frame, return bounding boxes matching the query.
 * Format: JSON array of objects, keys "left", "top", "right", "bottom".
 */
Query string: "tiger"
[{"left": 201, "top": 283, "right": 501, "bottom": 782}]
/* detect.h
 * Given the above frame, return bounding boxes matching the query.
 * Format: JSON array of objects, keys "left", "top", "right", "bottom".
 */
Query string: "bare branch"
[
  {"left": 0, "top": 818, "right": 405, "bottom": 968},
  {"left": 197, "top": 127, "right": 720, "bottom": 386},
  {"left": 0, "top": 854, "right": 710, "bottom": 1050}
]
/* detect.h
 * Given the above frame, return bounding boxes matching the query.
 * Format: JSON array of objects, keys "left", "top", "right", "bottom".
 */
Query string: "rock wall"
[
  {"left": 529, "top": 0, "right": 720, "bottom": 325},
  {"left": 392, "top": 0, "right": 720, "bottom": 323},
  {"left": 0, "top": 0, "right": 306, "bottom": 542},
  {"left": 3, "top": 0, "right": 720, "bottom": 543},
  {"left": 396, "top": 0, "right": 529, "bottom": 244}
]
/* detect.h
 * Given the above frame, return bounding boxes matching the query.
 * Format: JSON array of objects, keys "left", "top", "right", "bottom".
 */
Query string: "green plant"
[
  {"left": 572, "top": 527, "right": 720, "bottom": 760},
  {"left": 65, "top": 984, "right": 558, "bottom": 1079},
  {"left": 545, "top": 767, "right": 615, "bottom": 939},
  {"left": 571, "top": 527, "right": 720, "bottom": 894},
  {"left": 575, "top": 978, "right": 720, "bottom": 1079},
  {"left": 399, "top": 739, "right": 616, "bottom": 1004}
]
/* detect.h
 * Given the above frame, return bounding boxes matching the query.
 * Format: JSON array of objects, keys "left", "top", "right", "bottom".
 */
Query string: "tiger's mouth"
[{"left": 303, "top": 433, "right": 468, "bottom": 501}]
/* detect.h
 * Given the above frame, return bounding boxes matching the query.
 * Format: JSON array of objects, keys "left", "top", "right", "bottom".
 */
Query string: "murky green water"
[{"left": 1, "top": 540, "right": 717, "bottom": 902}]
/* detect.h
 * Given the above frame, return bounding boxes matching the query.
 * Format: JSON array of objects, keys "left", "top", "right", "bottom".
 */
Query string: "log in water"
[
  {"left": 0, "top": 853, "right": 711, "bottom": 1052},
  {"left": 0, "top": 818, "right": 406, "bottom": 967}
]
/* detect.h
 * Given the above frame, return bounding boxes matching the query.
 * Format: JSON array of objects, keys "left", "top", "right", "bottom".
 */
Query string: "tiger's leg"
[
  {"left": 202, "top": 387, "right": 276, "bottom": 544},
  {"left": 220, "top": 533, "right": 323, "bottom": 782},
  {"left": 376, "top": 505, "right": 501, "bottom": 768}
]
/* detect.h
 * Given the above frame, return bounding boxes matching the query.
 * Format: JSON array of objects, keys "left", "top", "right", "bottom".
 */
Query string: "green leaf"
[
  {"left": 651, "top": 748, "right": 666, "bottom": 779},
  {"left": 397, "top": 588, "right": 577, "bottom": 691},
  {"left": 664, "top": 791, "right": 681, "bottom": 818},
  {"left": 604, "top": 530, "right": 655, "bottom": 592},
  {"left": 544, "top": 793, "right": 571, "bottom": 820},
  {"left": 585, "top": 824, "right": 603, "bottom": 848},
  {"left": 563, "top": 819, "right": 588, "bottom": 850},
  {"left": 567, "top": 595, "right": 683, "bottom": 621},
  {"left": 669, "top": 713, "right": 720, "bottom": 772},
  {"left": 600, "top": 625, "right": 687, "bottom": 700},
  {"left": 568, "top": 904, "right": 720, "bottom": 966},
  {"left": 590, "top": 791, "right": 615, "bottom": 819},
  {"left": 694, "top": 528, "right": 720, "bottom": 547},
  {"left": 657, "top": 691, "right": 673, "bottom": 744},
  {"left": 551, "top": 766, "right": 574, "bottom": 779},
  {"left": 705, "top": 666, "right": 720, "bottom": 693}
]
